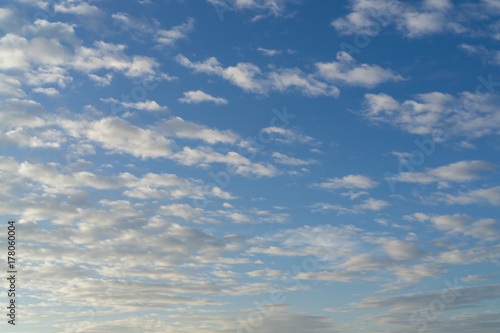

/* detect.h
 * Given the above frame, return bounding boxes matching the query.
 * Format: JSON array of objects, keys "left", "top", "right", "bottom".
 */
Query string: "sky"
[{"left": 0, "top": 0, "right": 500, "bottom": 332}]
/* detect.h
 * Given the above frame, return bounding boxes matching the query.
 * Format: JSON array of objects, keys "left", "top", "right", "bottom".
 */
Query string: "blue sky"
[{"left": 0, "top": 0, "right": 500, "bottom": 332}]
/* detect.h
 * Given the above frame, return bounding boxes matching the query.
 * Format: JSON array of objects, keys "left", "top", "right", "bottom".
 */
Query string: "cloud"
[
  {"left": 461, "top": 274, "right": 489, "bottom": 283},
  {"left": 340, "top": 190, "right": 369, "bottom": 199},
  {"left": 355, "top": 198, "right": 390, "bottom": 211},
  {"left": 2, "top": 156, "right": 236, "bottom": 203},
  {"left": 2, "top": 128, "right": 64, "bottom": 148},
  {"left": 247, "top": 268, "right": 284, "bottom": 278},
  {"left": 459, "top": 43, "right": 500, "bottom": 66},
  {"left": 156, "top": 17, "right": 195, "bottom": 46},
  {"left": 171, "top": 146, "right": 280, "bottom": 177},
  {"left": 0, "top": 20, "right": 160, "bottom": 84},
  {"left": 89, "top": 73, "right": 113, "bottom": 86},
  {"left": 310, "top": 203, "right": 357, "bottom": 215},
  {"left": 111, "top": 12, "right": 156, "bottom": 35},
  {"left": 176, "top": 54, "right": 340, "bottom": 97},
  {"left": 434, "top": 185, "right": 500, "bottom": 206},
  {"left": 0, "top": 73, "right": 24, "bottom": 97},
  {"left": 73, "top": 41, "right": 158, "bottom": 78},
  {"left": 388, "top": 160, "right": 495, "bottom": 185},
  {"left": 349, "top": 283, "right": 500, "bottom": 315},
  {"left": 82, "top": 117, "right": 174, "bottom": 158},
  {"left": 112, "top": 14, "right": 194, "bottom": 47},
  {"left": 207, "top": 0, "right": 299, "bottom": 18},
  {"left": 0, "top": 98, "right": 46, "bottom": 128},
  {"left": 178, "top": 90, "right": 228, "bottom": 104},
  {"left": 272, "top": 152, "right": 317, "bottom": 166},
  {"left": 33, "top": 87, "right": 59, "bottom": 96},
  {"left": 331, "top": 0, "right": 466, "bottom": 38},
  {"left": 295, "top": 271, "right": 381, "bottom": 282},
  {"left": 101, "top": 98, "right": 168, "bottom": 112},
  {"left": 311, "top": 174, "right": 378, "bottom": 190},
  {"left": 381, "top": 239, "right": 425, "bottom": 261},
  {"left": 311, "top": 198, "right": 389, "bottom": 214},
  {"left": 0, "top": 33, "right": 72, "bottom": 71},
  {"left": 257, "top": 47, "right": 283, "bottom": 56},
  {"left": 362, "top": 91, "right": 500, "bottom": 138},
  {"left": 154, "top": 117, "right": 239, "bottom": 144},
  {"left": 412, "top": 213, "right": 500, "bottom": 241},
  {"left": 315, "top": 51, "right": 404, "bottom": 88},
  {"left": 160, "top": 203, "right": 205, "bottom": 220},
  {"left": 261, "top": 127, "right": 316, "bottom": 144},
  {"left": 54, "top": 1, "right": 103, "bottom": 16}
]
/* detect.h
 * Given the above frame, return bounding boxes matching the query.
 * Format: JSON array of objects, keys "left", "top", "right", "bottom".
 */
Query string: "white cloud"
[
  {"left": 341, "top": 190, "right": 369, "bottom": 199},
  {"left": 331, "top": 0, "right": 464, "bottom": 38},
  {"left": 112, "top": 14, "right": 195, "bottom": 48},
  {"left": 257, "top": 47, "right": 283, "bottom": 56},
  {"left": 0, "top": 98, "right": 46, "bottom": 128},
  {"left": 272, "top": 152, "right": 317, "bottom": 166},
  {"left": 155, "top": 117, "right": 239, "bottom": 144},
  {"left": 101, "top": 98, "right": 168, "bottom": 112},
  {"left": 362, "top": 91, "right": 500, "bottom": 138},
  {"left": 176, "top": 54, "right": 340, "bottom": 97},
  {"left": 315, "top": 51, "right": 404, "bottom": 88},
  {"left": 172, "top": 146, "right": 280, "bottom": 177},
  {"left": 160, "top": 203, "right": 204, "bottom": 220},
  {"left": 3, "top": 128, "right": 64, "bottom": 148},
  {"left": 414, "top": 213, "right": 500, "bottom": 241},
  {"left": 156, "top": 17, "right": 194, "bottom": 46},
  {"left": 355, "top": 198, "right": 390, "bottom": 211},
  {"left": 459, "top": 43, "right": 500, "bottom": 66},
  {"left": 348, "top": 283, "right": 500, "bottom": 322},
  {"left": 435, "top": 186, "right": 500, "bottom": 206},
  {"left": 295, "top": 271, "right": 381, "bottom": 282},
  {"left": 3, "top": 156, "right": 235, "bottom": 202},
  {"left": 247, "top": 268, "right": 283, "bottom": 278},
  {"left": 89, "top": 73, "right": 113, "bottom": 86},
  {"left": 111, "top": 12, "right": 155, "bottom": 34},
  {"left": 389, "top": 160, "right": 495, "bottom": 185},
  {"left": 207, "top": 0, "right": 298, "bottom": 18},
  {"left": 0, "top": 33, "right": 72, "bottom": 71},
  {"left": 310, "top": 203, "right": 357, "bottom": 215},
  {"left": 25, "top": 65, "right": 73, "bottom": 88},
  {"left": 73, "top": 41, "right": 158, "bottom": 78},
  {"left": 54, "top": 1, "right": 104, "bottom": 16},
  {"left": 33, "top": 87, "right": 59, "bottom": 96},
  {"left": 83, "top": 117, "right": 174, "bottom": 158},
  {"left": 0, "top": 74, "right": 24, "bottom": 97},
  {"left": 311, "top": 174, "right": 378, "bottom": 190},
  {"left": 311, "top": 198, "right": 389, "bottom": 214},
  {"left": 178, "top": 90, "right": 228, "bottom": 104},
  {"left": 381, "top": 239, "right": 425, "bottom": 261},
  {"left": 461, "top": 274, "right": 488, "bottom": 283},
  {"left": 261, "top": 127, "right": 316, "bottom": 144},
  {"left": 0, "top": 22, "right": 160, "bottom": 86}
]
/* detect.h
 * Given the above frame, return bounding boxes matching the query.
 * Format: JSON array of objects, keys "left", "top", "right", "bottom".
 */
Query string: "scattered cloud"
[
  {"left": 388, "top": 160, "right": 495, "bottom": 186},
  {"left": 331, "top": 0, "right": 466, "bottom": 38},
  {"left": 54, "top": 1, "right": 104, "bottom": 16},
  {"left": 101, "top": 98, "right": 168, "bottom": 112},
  {"left": 156, "top": 17, "right": 195, "bottom": 46},
  {"left": 362, "top": 91, "right": 500, "bottom": 138},
  {"left": 412, "top": 213, "right": 500, "bottom": 241},
  {"left": 272, "top": 152, "right": 317, "bottom": 166},
  {"left": 434, "top": 186, "right": 500, "bottom": 206},
  {"left": 311, "top": 174, "right": 378, "bottom": 190},
  {"left": 178, "top": 90, "right": 228, "bottom": 104},
  {"left": 315, "top": 51, "right": 404, "bottom": 88},
  {"left": 261, "top": 127, "right": 316, "bottom": 145},
  {"left": 176, "top": 53, "right": 340, "bottom": 97}
]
